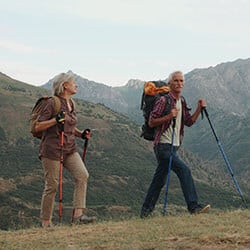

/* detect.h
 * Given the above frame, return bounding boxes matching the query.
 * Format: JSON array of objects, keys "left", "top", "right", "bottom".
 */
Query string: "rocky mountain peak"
[{"left": 125, "top": 79, "right": 145, "bottom": 89}]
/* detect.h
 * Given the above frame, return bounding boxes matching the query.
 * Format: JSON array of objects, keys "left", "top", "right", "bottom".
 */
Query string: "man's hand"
[
  {"left": 56, "top": 111, "right": 65, "bottom": 124},
  {"left": 170, "top": 108, "right": 179, "bottom": 118},
  {"left": 198, "top": 99, "right": 206, "bottom": 109}
]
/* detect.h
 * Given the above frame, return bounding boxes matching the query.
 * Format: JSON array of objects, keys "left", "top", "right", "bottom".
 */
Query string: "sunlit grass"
[{"left": 0, "top": 209, "right": 249, "bottom": 249}]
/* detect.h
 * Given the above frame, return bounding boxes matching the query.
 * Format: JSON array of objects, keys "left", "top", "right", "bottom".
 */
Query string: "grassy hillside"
[
  {"left": 0, "top": 209, "right": 249, "bottom": 249},
  {"left": 0, "top": 72, "right": 249, "bottom": 231}
]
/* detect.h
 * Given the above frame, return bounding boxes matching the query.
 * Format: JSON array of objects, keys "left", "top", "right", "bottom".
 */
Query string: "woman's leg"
[
  {"left": 63, "top": 152, "right": 89, "bottom": 217},
  {"left": 40, "top": 157, "right": 60, "bottom": 226}
]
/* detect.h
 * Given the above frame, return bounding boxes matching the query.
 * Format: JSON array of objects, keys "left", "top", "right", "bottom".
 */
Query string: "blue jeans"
[{"left": 142, "top": 143, "right": 198, "bottom": 213}]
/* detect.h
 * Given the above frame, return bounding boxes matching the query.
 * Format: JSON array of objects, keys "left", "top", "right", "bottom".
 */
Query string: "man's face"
[{"left": 170, "top": 73, "right": 184, "bottom": 93}]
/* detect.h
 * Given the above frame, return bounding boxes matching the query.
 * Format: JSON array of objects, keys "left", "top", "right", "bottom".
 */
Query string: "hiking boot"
[
  {"left": 140, "top": 207, "right": 152, "bottom": 219},
  {"left": 42, "top": 223, "right": 54, "bottom": 228},
  {"left": 71, "top": 214, "right": 97, "bottom": 225},
  {"left": 190, "top": 204, "right": 211, "bottom": 214}
]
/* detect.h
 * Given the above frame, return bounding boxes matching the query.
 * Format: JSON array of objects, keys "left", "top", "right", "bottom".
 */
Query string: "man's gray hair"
[
  {"left": 167, "top": 70, "right": 184, "bottom": 84},
  {"left": 52, "top": 72, "right": 75, "bottom": 96}
]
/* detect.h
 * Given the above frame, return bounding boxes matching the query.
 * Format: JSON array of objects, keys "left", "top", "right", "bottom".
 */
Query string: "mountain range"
[
  {"left": 0, "top": 58, "right": 249, "bottom": 230},
  {"left": 43, "top": 58, "right": 250, "bottom": 121},
  {"left": 43, "top": 58, "right": 250, "bottom": 186}
]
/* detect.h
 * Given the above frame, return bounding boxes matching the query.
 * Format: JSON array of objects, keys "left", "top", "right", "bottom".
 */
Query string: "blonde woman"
[{"left": 35, "top": 72, "right": 96, "bottom": 227}]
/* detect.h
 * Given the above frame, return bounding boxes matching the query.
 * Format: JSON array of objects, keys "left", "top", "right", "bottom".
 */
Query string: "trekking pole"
[
  {"left": 82, "top": 138, "right": 89, "bottom": 163},
  {"left": 202, "top": 108, "right": 247, "bottom": 208},
  {"left": 82, "top": 129, "right": 90, "bottom": 163},
  {"left": 162, "top": 117, "right": 176, "bottom": 216},
  {"left": 58, "top": 123, "right": 64, "bottom": 222}
]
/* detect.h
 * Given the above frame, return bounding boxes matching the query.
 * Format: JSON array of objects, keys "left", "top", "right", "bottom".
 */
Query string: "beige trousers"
[{"left": 40, "top": 152, "right": 89, "bottom": 221}]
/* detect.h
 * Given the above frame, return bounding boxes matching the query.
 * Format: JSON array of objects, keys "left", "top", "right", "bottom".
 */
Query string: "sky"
[{"left": 1, "top": 0, "right": 250, "bottom": 87}]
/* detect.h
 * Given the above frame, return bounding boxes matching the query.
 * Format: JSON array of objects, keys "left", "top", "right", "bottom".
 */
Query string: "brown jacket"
[{"left": 38, "top": 96, "right": 77, "bottom": 160}]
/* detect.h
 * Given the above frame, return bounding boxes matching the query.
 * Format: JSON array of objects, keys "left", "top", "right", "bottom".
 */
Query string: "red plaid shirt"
[{"left": 149, "top": 92, "right": 194, "bottom": 145}]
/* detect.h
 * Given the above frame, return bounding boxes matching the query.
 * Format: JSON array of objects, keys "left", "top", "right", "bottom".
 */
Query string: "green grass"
[
  {"left": 0, "top": 76, "right": 249, "bottom": 232},
  {"left": 0, "top": 209, "right": 249, "bottom": 250}
]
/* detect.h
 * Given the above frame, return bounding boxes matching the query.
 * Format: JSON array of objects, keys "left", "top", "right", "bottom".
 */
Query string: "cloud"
[
  {"left": 1, "top": 0, "right": 250, "bottom": 87},
  {"left": 0, "top": 40, "right": 57, "bottom": 55},
  {"left": 51, "top": 0, "right": 250, "bottom": 30},
  {"left": 3, "top": 0, "right": 250, "bottom": 37},
  {"left": 0, "top": 59, "right": 53, "bottom": 85}
]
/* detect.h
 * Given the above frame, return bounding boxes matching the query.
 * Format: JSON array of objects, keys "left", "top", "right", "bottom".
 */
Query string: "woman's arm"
[
  {"left": 35, "top": 118, "right": 57, "bottom": 132},
  {"left": 75, "top": 127, "right": 92, "bottom": 139},
  {"left": 75, "top": 127, "right": 83, "bottom": 138}
]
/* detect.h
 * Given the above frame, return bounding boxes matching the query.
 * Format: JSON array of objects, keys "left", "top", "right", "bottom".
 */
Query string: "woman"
[{"left": 35, "top": 72, "right": 96, "bottom": 227}]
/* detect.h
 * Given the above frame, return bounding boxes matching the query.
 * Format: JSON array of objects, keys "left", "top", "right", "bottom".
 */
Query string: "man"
[{"left": 141, "top": 70, "right": 210, "bottom": 218}]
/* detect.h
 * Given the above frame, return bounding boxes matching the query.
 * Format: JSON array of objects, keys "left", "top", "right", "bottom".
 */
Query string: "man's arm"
[
  {"left": 191, "top": 99, "right": 206, "bottom": 123},
  {"left": 149, "top": 96, "right": 178, "bottom": 128}
]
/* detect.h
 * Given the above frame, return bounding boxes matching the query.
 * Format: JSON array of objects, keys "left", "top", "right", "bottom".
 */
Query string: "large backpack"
[
  {"left": 140, "top": 81, "right": 171, "bottom": 141},
  {"left": 30, "top": 96, "right": 61, "bottom": 139}
]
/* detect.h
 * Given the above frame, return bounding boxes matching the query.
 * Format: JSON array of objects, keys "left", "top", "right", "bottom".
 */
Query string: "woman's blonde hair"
[{"left": 52, "top": 72, "right": 75, "bottom": 96}]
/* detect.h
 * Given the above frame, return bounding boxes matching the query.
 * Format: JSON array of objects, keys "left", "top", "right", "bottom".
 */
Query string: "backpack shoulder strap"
[
  {"left": 70, "top": 98, "right": 76, "bottom": 112},
  {"left": 180, "top": 95, "right": 191, "bottom": 111},
  {"left": 52, "top": 96, "right": 61, "bottom": 115},
  {"left": 160, "top": 93, "right": 171, "bottom": 116},
  {"left": 180, "top": 95, "right": 185, "bottom": 103}
]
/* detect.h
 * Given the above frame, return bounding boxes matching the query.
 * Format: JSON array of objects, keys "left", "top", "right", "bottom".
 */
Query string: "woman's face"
[{"left": 64, "top": 80, "right": 78, "bottom": 95}]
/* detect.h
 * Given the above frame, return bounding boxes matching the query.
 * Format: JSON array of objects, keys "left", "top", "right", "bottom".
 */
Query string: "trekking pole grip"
[
  {"left": 202, "top": 107, "right": 209, "bottom": 118},
  {"left": 82, "top": 130, "right": 90, "bottom": 162},
  {"left": 172, "top": 117, "right": 176, "bottom": 129}
]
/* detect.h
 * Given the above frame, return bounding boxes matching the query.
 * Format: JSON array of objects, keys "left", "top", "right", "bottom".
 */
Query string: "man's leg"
[
  {"left": 141, "top": 143, "right": 171, "bottom": 217},
  {"left": 171, "top": 154, "right": 198, "bottom": 210}
]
